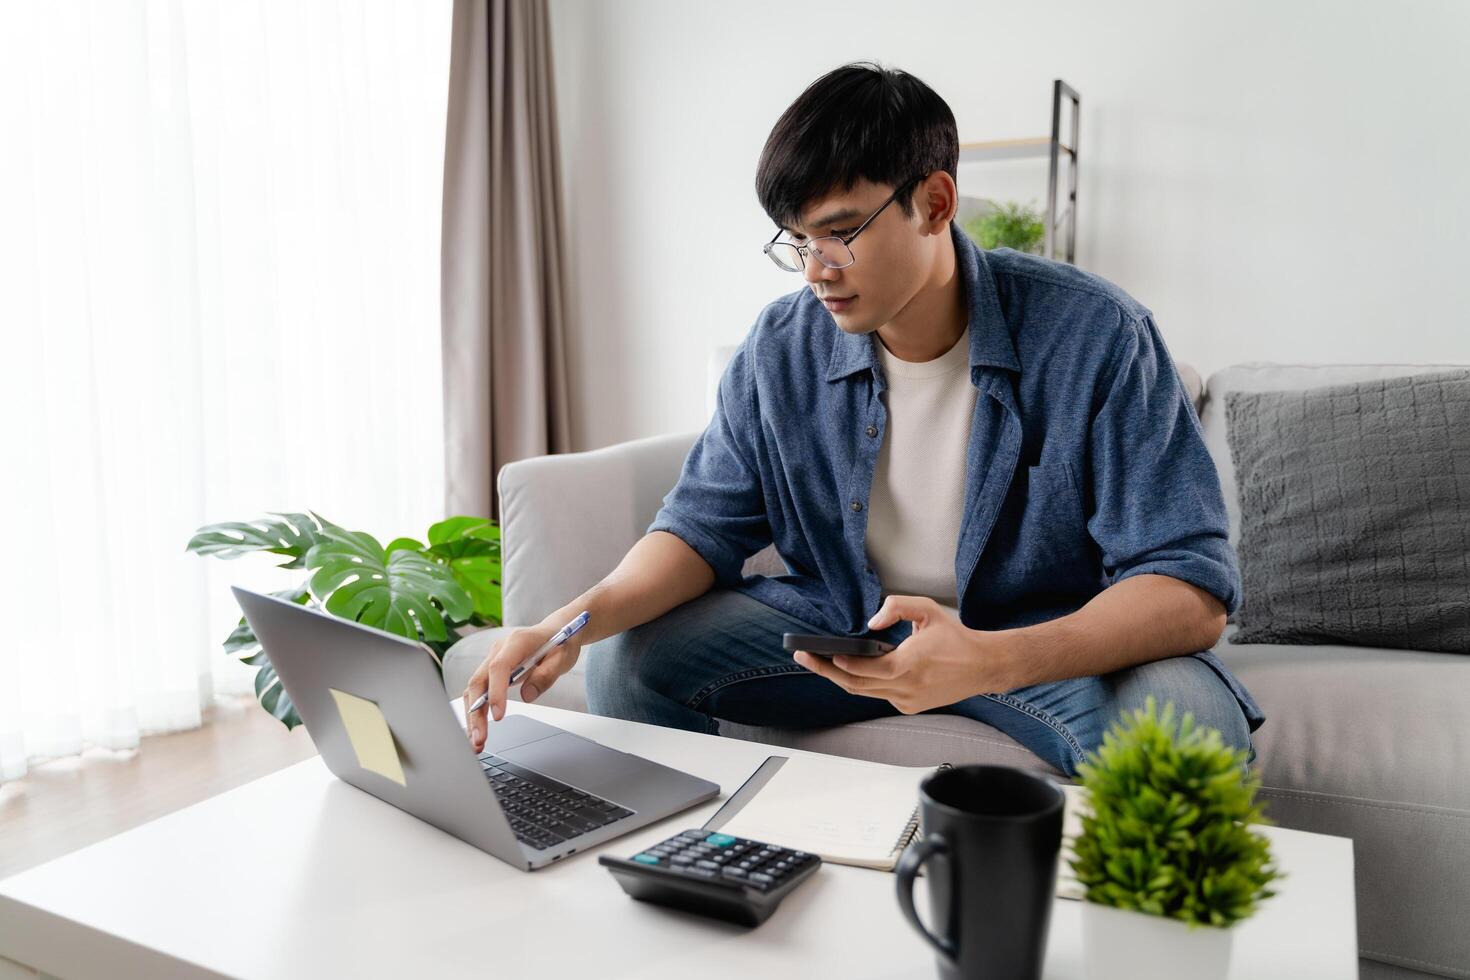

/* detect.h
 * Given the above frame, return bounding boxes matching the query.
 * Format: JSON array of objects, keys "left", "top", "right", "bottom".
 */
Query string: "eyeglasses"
[{"left": 763, "top": 173, "right": 927, "bottom": 273}]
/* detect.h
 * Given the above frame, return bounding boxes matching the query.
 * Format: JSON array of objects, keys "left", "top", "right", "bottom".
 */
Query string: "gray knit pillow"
[{"left": 1225, "top": 371, "right": 1470, "bottom": 654}]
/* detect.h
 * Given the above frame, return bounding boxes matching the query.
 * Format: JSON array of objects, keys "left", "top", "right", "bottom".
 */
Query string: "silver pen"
[{"left": 468, "top": 610, "right": 590, "bottom": 714}]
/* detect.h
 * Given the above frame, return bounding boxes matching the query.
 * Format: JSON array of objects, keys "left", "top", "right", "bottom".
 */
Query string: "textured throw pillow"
[{"left": 1225, "top": 370, "right": 1470, "bottom": 654}]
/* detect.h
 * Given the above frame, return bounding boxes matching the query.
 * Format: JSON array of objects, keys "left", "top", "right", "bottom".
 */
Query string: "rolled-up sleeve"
[
  {"left": 647, "top": 336, "right": 773, "bottom": 587},
  {"left": 1086, "top": 312, "right": 1242, "bottom": 615}
]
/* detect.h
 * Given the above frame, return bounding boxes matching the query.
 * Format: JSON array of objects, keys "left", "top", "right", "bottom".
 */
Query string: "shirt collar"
[{"left": 825, "top": 222, "right": 1021, "bottom": 383}]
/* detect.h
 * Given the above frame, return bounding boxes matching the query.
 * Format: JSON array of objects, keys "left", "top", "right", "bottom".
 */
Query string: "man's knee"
[
  {"left": 1112, "top": 655, "right": 1252, "bottom": 759},
  {"left": 584, "top": 625, "right": 668, "bottom": 719}
]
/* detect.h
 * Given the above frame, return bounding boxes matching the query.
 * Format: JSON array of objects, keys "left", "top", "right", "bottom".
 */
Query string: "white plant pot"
[{"left": 1081, "top": 900, "right": 1235, "bottom": 980}]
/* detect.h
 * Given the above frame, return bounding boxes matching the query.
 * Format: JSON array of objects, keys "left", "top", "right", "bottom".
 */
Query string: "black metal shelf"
[{"left": 958, "top": 79, "right": 1080, "bottom": 264}]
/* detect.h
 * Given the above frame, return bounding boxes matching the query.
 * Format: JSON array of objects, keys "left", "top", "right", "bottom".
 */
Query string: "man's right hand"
[{"left": 463, "top": 621, "right": 587, "bottom": 752}]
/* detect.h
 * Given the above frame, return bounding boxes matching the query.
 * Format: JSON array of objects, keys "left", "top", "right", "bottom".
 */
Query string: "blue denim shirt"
[{"left": 650, "top": 223, "right": 1262, "bottom": 727}]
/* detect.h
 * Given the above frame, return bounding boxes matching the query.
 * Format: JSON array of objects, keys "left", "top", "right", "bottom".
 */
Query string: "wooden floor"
[{"left": 0, "top": 695, "right": 319, "bottom": 881}]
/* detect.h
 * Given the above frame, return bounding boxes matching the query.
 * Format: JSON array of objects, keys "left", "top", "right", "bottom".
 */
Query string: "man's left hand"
[{"left": 792, "top": 595, "right": 1021, "bottom": 714}]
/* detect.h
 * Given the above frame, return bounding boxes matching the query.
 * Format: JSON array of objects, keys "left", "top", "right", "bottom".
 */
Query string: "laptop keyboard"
[{"left": 479, "top": 753, "right": 635, "bottom": 851}]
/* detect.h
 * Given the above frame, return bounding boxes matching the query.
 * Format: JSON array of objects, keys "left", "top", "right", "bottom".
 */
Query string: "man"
[{"left": 463, "top": 62, "right": 1264, "bottom": 777}]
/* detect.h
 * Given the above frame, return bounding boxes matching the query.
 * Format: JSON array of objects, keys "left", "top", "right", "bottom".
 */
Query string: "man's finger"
[
  {"left": 463, "top": 658, "right": 492, "bottom": 749},
  {"left": 832, "top": 650, "right": 904, "bottom": 679},
  {"left": 485, "top": 644, "right": 521, "bottom": 723},
  {"left": 867, "top": 594, "right": 936, "bottom": 630},
  {"left": 521, "top": 645, "right": 578, "bottom": 704},
  {"left": 794, "top": 650, "right": 879, "bottom": 694}
]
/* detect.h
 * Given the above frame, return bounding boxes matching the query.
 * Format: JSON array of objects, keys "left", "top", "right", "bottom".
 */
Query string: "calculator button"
[
  {"left": 633, "top": 854, "right": 660, "bottom": 865},
  {"left": 695, "top": 860, "right": 720, "bottom": 870},
  {"left": 721, "top": 866, "right": 747, "bottom": 878},
  {"left": 704, "top": 833, "right": 737, "bottom": 847}
]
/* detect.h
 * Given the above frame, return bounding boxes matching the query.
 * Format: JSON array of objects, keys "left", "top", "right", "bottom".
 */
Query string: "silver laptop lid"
[{"left": 232, "top": 586, "right": 531, "bottom": 868}]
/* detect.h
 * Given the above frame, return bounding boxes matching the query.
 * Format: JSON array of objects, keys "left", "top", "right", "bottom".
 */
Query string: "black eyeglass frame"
[{"left": 762, "top": 172, "right": 929, "bottom": 272}]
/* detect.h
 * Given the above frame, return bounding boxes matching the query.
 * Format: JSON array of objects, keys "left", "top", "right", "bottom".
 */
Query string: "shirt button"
[
  {"left": 865, "top": 425, "right": 878, "bottom": 438},
  {"left": 850, "top": 500, "right": 863, "bottom": 512}
]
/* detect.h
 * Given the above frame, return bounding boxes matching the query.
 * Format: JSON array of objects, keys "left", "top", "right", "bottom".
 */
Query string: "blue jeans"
[{"left": 585, "top": 588, "right": 1258, "bottom": 778}]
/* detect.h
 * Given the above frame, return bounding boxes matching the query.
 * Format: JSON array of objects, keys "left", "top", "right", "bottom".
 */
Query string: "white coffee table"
[{"left": 0, "top": 700, "right": 1357, "bottom": 979}]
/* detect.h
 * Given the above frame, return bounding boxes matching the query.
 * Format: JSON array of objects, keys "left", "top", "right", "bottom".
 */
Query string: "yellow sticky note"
[{"left": 329, "top": 688, "right": 407, "bottom": 787}]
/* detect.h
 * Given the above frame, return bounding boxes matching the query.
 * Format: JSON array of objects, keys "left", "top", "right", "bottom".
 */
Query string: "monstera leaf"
[
  {"left": 222, "top": 584, "right": 312, "bottom": 729},
  {"left": 305, "top": 525, "right": 473, "bottom": 642},
  {"left": 425, "top": 516, "right": 502, "bottom": 625},
  {"left": 185, "top": 512, "right": 328, "bottom": 569}
]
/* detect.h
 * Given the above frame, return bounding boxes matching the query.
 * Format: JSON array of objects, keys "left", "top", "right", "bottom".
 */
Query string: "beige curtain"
[{"left": 441, "top": 0, "right": 572, "bottom": 522}]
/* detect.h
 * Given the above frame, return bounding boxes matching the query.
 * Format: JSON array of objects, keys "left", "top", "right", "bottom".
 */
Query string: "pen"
[{"left": 468, "top": 610, "right": 590, "bottom": 715}]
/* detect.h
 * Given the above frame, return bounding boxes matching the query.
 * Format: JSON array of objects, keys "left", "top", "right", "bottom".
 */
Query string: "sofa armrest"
[
  {"left": 442, "top": 625, "right": 513, "bottom": 698},
  {"left": 496, "top": 430, "right": 700, "bottom": 629}
]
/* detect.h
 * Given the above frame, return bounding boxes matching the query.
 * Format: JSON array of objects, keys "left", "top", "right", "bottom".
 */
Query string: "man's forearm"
[
  {"left": 995, "top": 574, "right": 1228, "bottom": 689},
  {"left": 539, "top": 531, "right": 716, "bottom": 646}
]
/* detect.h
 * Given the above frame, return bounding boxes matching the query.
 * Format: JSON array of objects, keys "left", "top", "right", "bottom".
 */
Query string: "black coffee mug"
[{"left": 895, "top": 764, "right": 1065, "bottom": 980}]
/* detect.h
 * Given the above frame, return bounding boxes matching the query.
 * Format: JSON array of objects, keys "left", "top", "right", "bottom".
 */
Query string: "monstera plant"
[{"left": 186, "top": 511, "right": 501, "bottom": 729}]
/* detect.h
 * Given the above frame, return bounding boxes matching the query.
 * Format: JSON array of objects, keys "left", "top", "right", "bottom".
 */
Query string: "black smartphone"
[{"left": 782, "top": 632, "right": 895, "bottom": 658}]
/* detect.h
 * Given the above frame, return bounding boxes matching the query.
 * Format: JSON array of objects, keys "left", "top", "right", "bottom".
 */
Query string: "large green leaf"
[
  {"left": 428, "top": 516, "right": 500, "bottom": 546},
  {"left": 253, "top": 655, "right": 301, "bottom": 728},
  {"left": 426, "top": 516, "right": 501, "bottom": 560},
  {"left": 306, "top": 526, "right": 472, "bottom": 641},
  {"left": 185, "top": 512, "right": 327, "bottom": 569},
  {"left": 447, "top": 553, "right": 502, "bottom": 625},
  {"left": 425, "top": 516, "right": 502, "bottom": 624}
]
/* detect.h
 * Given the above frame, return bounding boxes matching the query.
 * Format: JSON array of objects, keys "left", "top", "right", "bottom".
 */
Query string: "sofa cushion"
[
  {"left": 1225, "top": 370, "right": 1470, "bottom": 654},
  {"left": 1199, "top": 362, "right": 1470, "bottom": 550},
  {"left": 1213, "top": 623, "right": 1470, "bottom": 976}
]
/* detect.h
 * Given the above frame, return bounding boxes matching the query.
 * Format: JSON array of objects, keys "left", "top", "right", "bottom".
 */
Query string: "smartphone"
[{"left": 783, "top": 632, "right": 895, "bottom": 658}]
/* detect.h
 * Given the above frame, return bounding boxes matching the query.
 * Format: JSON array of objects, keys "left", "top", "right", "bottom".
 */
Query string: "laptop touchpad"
[{"left": 496, "top": 733, "right": 645, "bottom": 795}]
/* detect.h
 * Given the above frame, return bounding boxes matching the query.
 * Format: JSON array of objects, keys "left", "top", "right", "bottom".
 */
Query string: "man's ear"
[{"left": 919, "top": 171, "right": 958, "bottom": 231}]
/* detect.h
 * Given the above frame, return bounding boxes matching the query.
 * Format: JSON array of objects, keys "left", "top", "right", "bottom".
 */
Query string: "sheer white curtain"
[{"left": 0, "top": 0, "right": 453, "bottom": 783}]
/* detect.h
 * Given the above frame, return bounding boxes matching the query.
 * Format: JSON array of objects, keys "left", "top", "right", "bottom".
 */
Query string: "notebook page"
[{"left": 716, "top": 754, "right": 933, "bottom": 869}]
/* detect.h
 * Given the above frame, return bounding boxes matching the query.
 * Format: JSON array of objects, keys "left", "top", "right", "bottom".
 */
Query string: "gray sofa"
[{"left": 444, "top": 357, "right": 1469, "bottom": 980}]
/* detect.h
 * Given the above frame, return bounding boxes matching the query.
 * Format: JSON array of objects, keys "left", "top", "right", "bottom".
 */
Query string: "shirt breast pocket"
[{"left": 1006, "top": 462, "right": 1095, "bottom": 577}]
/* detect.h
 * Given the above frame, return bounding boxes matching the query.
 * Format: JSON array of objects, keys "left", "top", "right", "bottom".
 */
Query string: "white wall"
[{"left": 548, "top": 0, "right": 1470, "bottom": 452}]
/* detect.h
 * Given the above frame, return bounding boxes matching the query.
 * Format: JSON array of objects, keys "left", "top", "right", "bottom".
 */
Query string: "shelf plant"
[
  {"left": 186, "top": 511, "right": 501, "bottom": 729},
  {"left": 962, "top": 199, "right": 1046, "bottom": 254}
]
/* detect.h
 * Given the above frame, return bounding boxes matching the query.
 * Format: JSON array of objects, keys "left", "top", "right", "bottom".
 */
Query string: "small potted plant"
[
  {"left": 186, "top": 511, "right": 502, "bottom": 729},
  {"left": 1069, "top": 696, "right": 1282, "bottom": 980},
  {"left": 961, "top": 199, "right": 1046, "bottom": 254}
]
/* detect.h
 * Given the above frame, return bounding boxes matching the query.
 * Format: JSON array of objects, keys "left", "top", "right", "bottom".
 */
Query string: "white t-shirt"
[{"left": 864, "top": 326, "right": 976, "bottom": 620}]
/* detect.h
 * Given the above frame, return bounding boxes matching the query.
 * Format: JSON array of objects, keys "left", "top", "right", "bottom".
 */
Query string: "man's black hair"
[{"left": 755, "top": 61, "right": 959, "bottom": 233}]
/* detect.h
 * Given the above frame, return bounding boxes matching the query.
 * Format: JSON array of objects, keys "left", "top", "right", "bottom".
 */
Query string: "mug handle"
[{"left": 895, "top": 832, "right": 957, "bottom": 961}]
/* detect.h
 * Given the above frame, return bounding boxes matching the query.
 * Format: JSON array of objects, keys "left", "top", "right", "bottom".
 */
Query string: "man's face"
[{"left": 780, "top": 177, "right": 933, "bottom": 335}]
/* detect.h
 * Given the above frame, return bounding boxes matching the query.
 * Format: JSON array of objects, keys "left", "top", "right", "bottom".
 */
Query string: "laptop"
[{"left": 233, "top": 586, "right": 721, "bottom": 870}]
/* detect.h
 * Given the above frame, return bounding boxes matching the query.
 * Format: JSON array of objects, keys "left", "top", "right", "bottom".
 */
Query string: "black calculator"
[{"left": 599, "top": 829, "right": 821, "bottom": 926}]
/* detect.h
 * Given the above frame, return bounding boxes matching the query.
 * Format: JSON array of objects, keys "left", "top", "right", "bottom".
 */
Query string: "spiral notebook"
[
  {"left": 702, "top": 754, "right": 950, "bottom": 871},
  {"left": 704, "top": 754, "right": 1089, "bottom": 889}
]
